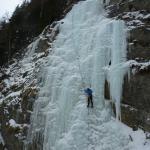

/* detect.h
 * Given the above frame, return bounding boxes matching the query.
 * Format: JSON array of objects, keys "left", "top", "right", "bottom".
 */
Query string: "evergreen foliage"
[{"left": 0, "top": 0, "right": 79, "bottom": 66}]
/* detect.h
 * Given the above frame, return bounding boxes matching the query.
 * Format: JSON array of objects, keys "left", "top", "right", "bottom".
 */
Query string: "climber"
[{"left": 84, "top": 88, "right": 93, "bottom": 108}]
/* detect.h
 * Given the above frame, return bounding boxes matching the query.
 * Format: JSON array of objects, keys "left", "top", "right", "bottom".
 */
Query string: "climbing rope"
[
  {"left": 71, "top": 8, "right": 91, "bottom": 150},
  {"left": 76, "top": 53, "right": 86, "bottom": 89},
  {"left": 87, "top": 107, "right": 90, "bottom": 150},
  {"left": 71, "top": 8, "right": 87, "bottom": 89}
]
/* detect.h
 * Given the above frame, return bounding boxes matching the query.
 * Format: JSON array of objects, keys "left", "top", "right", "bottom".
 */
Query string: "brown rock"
[
  {"left": 35, "top": 38, "right": 50, "bottom": 53},
  {"left": 104, "top": 80, "right": 110, "bottom": 100},
  {"left": 121, "top": 104, "right": 150, "bottom": 131}
]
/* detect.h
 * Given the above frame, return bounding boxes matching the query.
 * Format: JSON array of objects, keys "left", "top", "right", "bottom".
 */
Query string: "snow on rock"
[
  {"left": 143, "top": 14, "right": 150, "bottom": 20},
  {"left": 8, "top": 119, "right": 21, "bottom": 128},
  {"left": 107, "top": 5, "right": 150, "bottom": 29},
  {"left": 0, "top": 29, "right": 52, "bottom": 105},
  {"left": 0, "top": 19, "right": 59, "bottom": 149},
  {"left": 120, "top": 122, "right": 150, "bottom": 150},
  {"left": 126, "top": 19, "right": 145, "bottom": 29},
  {"left": 126, "top": 60, "right": 150, "bottom": 74}
]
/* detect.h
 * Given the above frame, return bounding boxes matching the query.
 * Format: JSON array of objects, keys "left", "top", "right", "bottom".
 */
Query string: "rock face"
[
  {"left": 107, "top": 0, "right": 150, "bottom": 132},
  {"left": 129, "top": 27, "right": 150, "bottom": 61},
  {"left": 109, "top": 0, "right": 150, "bottom": 11}
]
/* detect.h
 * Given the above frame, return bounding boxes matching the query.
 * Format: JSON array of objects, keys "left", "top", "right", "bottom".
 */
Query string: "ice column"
[{"left": 106, "top": 20, "right": 127, "bottom": 120}]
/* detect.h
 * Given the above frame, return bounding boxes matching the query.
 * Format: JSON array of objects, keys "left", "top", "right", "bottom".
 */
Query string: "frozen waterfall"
[{"left": 26, "top": 0, "right": 130, "bottom": 150}]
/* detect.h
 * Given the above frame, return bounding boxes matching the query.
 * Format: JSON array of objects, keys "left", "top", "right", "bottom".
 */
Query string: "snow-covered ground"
[
  {"left": 24, "top": 0, "right": 150, "bottom": 150},
  {"left": 122, "top": 11, "right": 150, "bottom": 29}
]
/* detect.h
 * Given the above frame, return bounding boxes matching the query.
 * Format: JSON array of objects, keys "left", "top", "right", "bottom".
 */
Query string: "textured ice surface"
[{"left": 26, "top": 0, "right": 148, "bottom": 150}]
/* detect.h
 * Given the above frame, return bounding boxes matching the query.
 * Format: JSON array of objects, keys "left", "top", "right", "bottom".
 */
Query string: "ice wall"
[
  {"left": 105, "top": 21, "right": 128, "bottom": 120},
  {"left": 26, "top": 0, "right": 129, "bottom": 150}
]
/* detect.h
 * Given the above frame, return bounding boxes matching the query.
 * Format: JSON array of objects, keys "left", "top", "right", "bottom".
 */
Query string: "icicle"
[{"left": 106, "top": 20, "right": 128, "bottom": 120}]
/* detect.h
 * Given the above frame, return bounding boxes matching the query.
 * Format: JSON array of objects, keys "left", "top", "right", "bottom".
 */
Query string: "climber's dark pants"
[{"left": 87, "top": 95, "right": 93, "bottom": 108}]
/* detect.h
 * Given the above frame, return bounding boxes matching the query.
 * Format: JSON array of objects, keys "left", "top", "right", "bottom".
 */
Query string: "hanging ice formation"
[{"left": 26, "top": 0, "right": 130, "bottom": 150}]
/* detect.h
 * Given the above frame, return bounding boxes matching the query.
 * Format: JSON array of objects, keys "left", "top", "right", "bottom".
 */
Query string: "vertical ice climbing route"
[{"left": 26, "top": 0, "right": 131, "bottom": 150}]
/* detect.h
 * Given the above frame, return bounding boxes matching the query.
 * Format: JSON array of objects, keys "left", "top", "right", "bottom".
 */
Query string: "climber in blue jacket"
[{"left": 84, "top": 88, "right": 93, "bottom": 108}]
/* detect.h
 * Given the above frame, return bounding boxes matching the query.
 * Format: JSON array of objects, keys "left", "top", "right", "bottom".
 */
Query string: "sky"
[{"left": 0, "top": 0, "right": 24, "bottom": 19}]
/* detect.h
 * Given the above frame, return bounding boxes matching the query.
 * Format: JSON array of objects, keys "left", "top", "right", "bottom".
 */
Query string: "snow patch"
[{"left": 8, "top": 119, "right": 21, "bottom": 128}]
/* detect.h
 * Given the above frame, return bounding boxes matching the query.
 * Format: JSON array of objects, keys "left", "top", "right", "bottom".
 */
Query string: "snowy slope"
[{"left": 26, "top": 0, "right": 150, "bottom": 150}]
